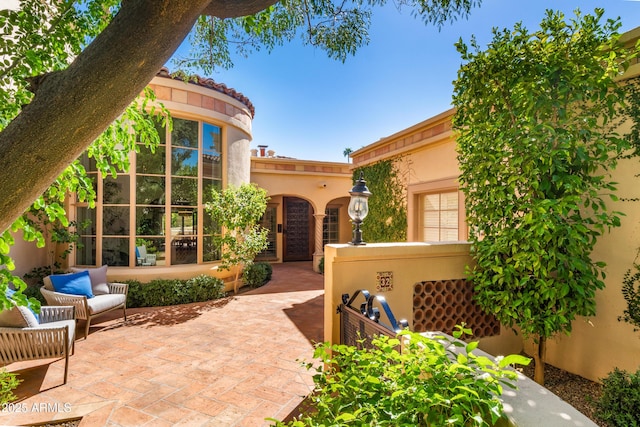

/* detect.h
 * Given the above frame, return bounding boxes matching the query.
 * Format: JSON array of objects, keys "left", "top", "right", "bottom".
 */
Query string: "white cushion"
[
  {"left": 0, "top": 302, "right": 39, "bottom": 328},
  {"left": 70, "top": 265, "right": 110, "bottom": 296},
  {"left": 32, "top": 319, "right": 76, "bottom": 344},
  {"left": 86, "top": 294, "right": 126, "bottom": 315}
]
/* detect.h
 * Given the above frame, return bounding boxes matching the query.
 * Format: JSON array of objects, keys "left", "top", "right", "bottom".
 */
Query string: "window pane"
[
  {"left": 172, "top": 118, "right": 198, "bottom": 148},
  {"left": 103, "top": 206, "right": 130, "bottom": 235},
  {"left": 203, "top": 235, "right": 220, "bottom": 262},
  {"left": 171, "top": 236, "right": 197, "bottom": 265},
  {"left": 257, "top": 206, "right": 277, "bottom": 259},
  {"left": 136, "top": 206, "right": 165, "bottom": 236},
  {"left": 203, "top": 123, "right": 221, "bottom": 153},
  {"left": 202, "top": 152, "right": 221, "bottom": 180},
  {"left": 78, "top": 152, "right": 97, "bottom": 172},
  {"left": 441, "top": 211, "right": 458, "bottom": 228},
  {"left": 76, "top": 236, "right": 96, "bottom": 265},
  {"left": 424, "top": 228, "right": 439, "bottom": 241},
  {"left": 171, "top": 207, "right": 196, "bottom": 236},
  {"left": 171, "top": 177, "right": 198, "bottom": 205},
  {"left": 154, "top": 119, "right": 167, "bottom": 145},
  {"left": 137, "top": 176, "right": 165, "bottom": 205},
  {"left": 323, "top": 207, "right": 340, "bottom": 246},
  {"left": 424, "top": 194, "right": 440, "bottom": 211},
  {"left": 137, "top": 145, "right": 166, "bottom": 174},
  {"left": 203, "top": 214, "right": 220, "bottom": 235},
  {"left": 424, "top": 211, "right": 439, "bottom": 228},
  {"left": 77, "top": 207, "right": 97, "bottom": 235},
  {"left": 440, "top": 228, "right": 459, "bottom": 241},
  {"left": 135, "top": 237, "right": 166, "bottom": 266},
  {"left": 102, "top": 237, "right": 129, "bottom": 266},
  {"left": 441, "top": 192, "right": 458, "bottom": 210},
  {"left": 103, "top": 175, "right": 130, "bottom": 204},
  {"left": 172, "top": 148, "right": 198, "bottom": 176},
  {"left": 202, "top": 179, "right": 221, "bottom": 204}
]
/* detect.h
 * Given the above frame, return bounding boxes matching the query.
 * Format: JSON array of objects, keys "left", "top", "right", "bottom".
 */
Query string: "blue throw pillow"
[{"left": 50, "top": 271, "right": 94, "bottom": 298}]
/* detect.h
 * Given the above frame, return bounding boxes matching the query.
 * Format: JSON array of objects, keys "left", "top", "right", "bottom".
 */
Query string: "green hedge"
[
  {"left": 242, "top": 262, "right": 273, "bottom": 288},
  {"left": 597, "top": 367, "right": 640, "bottom": 427},
  {"left": 124, "top": 275, "right": 226, "bottom": 308}
]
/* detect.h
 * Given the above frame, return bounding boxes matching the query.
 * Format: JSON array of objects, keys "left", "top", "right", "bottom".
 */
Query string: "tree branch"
[{"left": 0, "top": 0, "right": 214, "bottom": 233}]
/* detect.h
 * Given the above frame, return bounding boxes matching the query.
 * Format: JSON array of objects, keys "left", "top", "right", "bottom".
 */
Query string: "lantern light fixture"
[{"left": 348, "top": 171, "right": 372, "bottom": 245}]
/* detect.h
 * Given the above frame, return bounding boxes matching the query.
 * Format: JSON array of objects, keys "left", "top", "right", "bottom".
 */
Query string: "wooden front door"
[{"left": 283, "top": 197, "right": 313, "bottom": 261}]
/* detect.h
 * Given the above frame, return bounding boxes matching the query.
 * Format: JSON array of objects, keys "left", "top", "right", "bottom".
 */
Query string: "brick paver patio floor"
[{"left": 1, "top": 262, "right": 323, "bottom": 427}]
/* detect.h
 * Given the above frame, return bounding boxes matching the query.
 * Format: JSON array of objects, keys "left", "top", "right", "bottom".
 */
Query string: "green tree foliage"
[
  {"left": 353, "top": 158, "right": 408, "bottom": 242},
  {"left": 173, "top": 0, "right": 481, "bottom": 72},
  {"left": 0, "top": 1, "right": 169, "bottom": 311},
  {"left": 205, "top": 184, "right": 270, "bottom": 293},
  {"left": 453, "top": 9, "right": 640, "bottom": 384}
]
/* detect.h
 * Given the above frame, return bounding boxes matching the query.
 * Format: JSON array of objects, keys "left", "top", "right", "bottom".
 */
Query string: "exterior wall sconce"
[{"left": 348, "top": 171, "right": 372, "bottom": 245}]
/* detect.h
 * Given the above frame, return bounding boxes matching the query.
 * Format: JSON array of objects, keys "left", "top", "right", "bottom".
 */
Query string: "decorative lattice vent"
[{"left": 413, "top": 279, "right": 500, "bottom": 338}]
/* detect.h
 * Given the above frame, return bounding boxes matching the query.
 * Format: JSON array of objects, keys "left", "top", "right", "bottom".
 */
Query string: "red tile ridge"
[{"left": 157, "top": 67, "right": 255, "bottom": 118}]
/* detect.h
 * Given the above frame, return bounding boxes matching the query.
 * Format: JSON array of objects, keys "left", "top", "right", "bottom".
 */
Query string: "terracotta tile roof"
[{"left": 157, "top": 67, "right": 255, "bottom": 118}]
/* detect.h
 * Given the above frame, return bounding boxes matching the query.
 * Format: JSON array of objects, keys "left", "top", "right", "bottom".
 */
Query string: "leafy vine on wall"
[{"left": 353, "top": 157, "right": 409, "bottom": 243}]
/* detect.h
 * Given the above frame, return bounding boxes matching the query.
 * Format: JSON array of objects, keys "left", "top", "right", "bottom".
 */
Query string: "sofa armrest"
[
  {"left": 40, "top": 287, "right": 89, "bottom": 319},
  {"left": 39, "top": 306, "right": 75, "bottom": 324},
  {"left": 108, "top": 282, "right": 128, "bottom": 296}
]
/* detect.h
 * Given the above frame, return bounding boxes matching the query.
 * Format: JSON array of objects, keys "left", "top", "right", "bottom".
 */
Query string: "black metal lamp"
[{"left": 348, "top": 171, "right": 372, "bottom": 245}]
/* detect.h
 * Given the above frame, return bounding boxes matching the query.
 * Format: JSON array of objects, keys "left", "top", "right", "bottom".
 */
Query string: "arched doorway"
[{"left": 283, "top": 196, "right": 314, "bottom": 261}]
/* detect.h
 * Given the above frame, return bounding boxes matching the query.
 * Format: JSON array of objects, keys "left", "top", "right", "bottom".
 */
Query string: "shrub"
[
  {"left": 270, "top": 328, "right": 529, "bottom": 427},
  {"left": 124, "top": 275, "right": 225, "bottom": 308},
  {"left": 0, "top": 369, "right": 21, "bottom": 405},
  {"left": 318, "top": 257, "right": 324, "bottom": 275},
  {"left": 243, "top": 262, "right": 272, "bottom": 288},
  {"left": 596, "top": 368, "right": 640, "bottom": 427}
]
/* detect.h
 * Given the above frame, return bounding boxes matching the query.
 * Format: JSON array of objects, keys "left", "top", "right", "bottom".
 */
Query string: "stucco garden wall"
[{"left": 323, "top": 242, "right": 522, "bottom": 356}]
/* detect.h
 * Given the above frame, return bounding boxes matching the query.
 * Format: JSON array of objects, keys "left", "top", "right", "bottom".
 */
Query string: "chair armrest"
[
  {"left": 40, "top": 288, "right": 87, "bottom": 305},
  {"left": 39, "top": 306, "right": 76, "bottom": 324},
  {"left": 40, "top": 287, "right": 89, "bottom": 320},
  {"left": 108, "top": 282, "right": 129, "bottom": 296}
]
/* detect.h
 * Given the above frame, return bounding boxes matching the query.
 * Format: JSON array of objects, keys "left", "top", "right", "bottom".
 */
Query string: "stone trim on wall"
[
  {"left": 352, "top": 109, "right": 455, "bottom": 167},
  {"left": 149, "top": 82, "right": 252, "bottom": 130}
]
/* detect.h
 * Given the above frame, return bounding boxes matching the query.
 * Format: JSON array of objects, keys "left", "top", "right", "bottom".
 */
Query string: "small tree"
[
  {"left": 453, "top": 9, "right": 640, "bottom": 385},
  {"left": 205, "top": 183, "right": 270, "bottom": 293}
]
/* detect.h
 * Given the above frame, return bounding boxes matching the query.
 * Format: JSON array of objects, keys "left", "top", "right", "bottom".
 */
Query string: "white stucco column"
[
  {"left": 313, "top": 213, "right": 326, "bottom": 273},
  {"left": 226, "top": 127, "right": 251, "bottom": 186}
]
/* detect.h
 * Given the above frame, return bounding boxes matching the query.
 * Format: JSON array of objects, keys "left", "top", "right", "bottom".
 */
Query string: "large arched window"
[{"left": 75, "top": 117, "right": 222, "bottom": 267}]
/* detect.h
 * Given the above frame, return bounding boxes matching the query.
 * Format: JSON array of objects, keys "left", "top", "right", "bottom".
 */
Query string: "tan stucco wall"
[
  {"left": 323, "top": 242, "right": 522, "bottom": 355},
  {"left": 251, "top": 156, "right": 353, "bottom": 267},
  {"left": 8, "top": 231, "right": 49, "bottom": 278},
  {"left": 528, "top": 136, "right": 640, "bottom": 382}
]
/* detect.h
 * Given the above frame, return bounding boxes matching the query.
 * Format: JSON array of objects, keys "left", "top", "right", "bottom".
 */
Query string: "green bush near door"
[{"left": 124, "top": 275, "right": 226, "bottom": 308}]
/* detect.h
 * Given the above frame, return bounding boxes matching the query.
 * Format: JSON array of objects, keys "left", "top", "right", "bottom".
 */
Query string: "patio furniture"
[
  {"left": 41, "top": 266, "right": 128, "bottom": 339},
  {"left": 0, "top": 305, "right": 76, "bottom": 385},
  {"left": 136, "top": 245, "right": 157, "bottom": 266}
]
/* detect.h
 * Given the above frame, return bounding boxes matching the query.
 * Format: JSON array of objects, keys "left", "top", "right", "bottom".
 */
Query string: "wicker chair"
[
  {"left": 41, "top": 276, "right": 128, "bottom": 339},
  {"left": 0, "top": 306, "right": 76, "bottom": 384}
]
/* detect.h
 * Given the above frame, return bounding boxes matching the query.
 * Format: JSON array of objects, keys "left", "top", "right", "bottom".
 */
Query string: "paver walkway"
[{"left": 1, "top": 262, "right": 324, "bottom": 427}]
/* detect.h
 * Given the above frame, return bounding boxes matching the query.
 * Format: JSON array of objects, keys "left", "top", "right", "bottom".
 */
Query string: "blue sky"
[{"left": 169, "top": 0, "right": 640, "bottom": 163}]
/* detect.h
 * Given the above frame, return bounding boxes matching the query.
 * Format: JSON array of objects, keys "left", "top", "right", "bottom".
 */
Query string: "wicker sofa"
[
  {"left": 41, "top": 266, "right": 128, "bottom": 339},
  {"left": 0, "top": 305, "right": 76, "bottom": 384}
]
